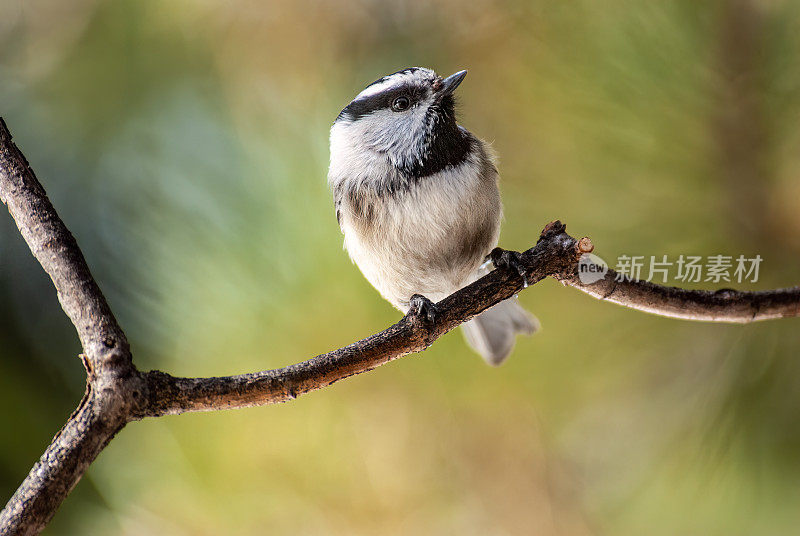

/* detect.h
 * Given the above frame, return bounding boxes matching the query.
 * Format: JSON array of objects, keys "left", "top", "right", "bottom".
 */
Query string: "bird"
[{"left": 328, "top": 67, "right": 537, "bottom": 365}]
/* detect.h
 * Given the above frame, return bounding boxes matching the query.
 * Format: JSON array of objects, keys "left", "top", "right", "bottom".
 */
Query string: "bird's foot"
[
  {"left": 408, "top": 294, "right": 437, "bottom": 324},
  {"left": 490, "top": 247, "right": 529, "bottom": 288}
]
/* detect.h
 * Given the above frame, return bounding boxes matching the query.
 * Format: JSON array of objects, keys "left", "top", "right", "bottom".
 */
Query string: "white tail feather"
[{"left": 461, "top": 298, "right": 539, "bottom": 366}]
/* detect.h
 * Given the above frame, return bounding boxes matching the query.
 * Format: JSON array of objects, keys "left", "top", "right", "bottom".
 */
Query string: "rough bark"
[
  {"left": 0, "top": 118, "right": 145, "bottom": 536},
  {"left": 1, "top": 117, "right": 798, "bottom": 535}
]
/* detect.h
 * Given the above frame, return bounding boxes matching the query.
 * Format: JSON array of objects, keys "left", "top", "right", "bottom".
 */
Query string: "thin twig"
[{"left": 564, "top": 271, "right": 799, "bottom": 322}]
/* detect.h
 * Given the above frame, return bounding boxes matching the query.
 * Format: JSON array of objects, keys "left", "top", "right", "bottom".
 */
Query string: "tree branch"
[
  {"left": 563, "top": 271, "right": 799, "bottom": 322},
  {"left": 0, "top": 118, "right": 132, "bottom": 375},
  {"left": 0, "top": 118, "right": 145, "bottom": 536},
  {"left": 137, "top": 223, "right": 577, "bottom": 417},
  {"left": 1, "top": 117, "right": 798, "bottom": 535}
]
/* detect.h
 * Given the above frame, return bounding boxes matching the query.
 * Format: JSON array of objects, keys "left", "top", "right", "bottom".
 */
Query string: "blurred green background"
[{"left": 2, "top": 0, "right": 800, "bottom": 534}]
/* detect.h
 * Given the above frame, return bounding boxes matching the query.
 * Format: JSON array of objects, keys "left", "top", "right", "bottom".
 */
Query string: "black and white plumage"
[{"left": 328, "top": 67, "right": 537, "bottom": 365}]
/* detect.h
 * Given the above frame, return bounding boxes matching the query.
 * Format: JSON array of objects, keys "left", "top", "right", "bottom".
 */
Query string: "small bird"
[{"left": 328, "top": 67, "right": 537, "bottom": 365}]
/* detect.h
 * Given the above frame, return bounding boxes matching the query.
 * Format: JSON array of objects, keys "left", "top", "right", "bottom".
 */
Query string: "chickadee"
[{"left": 328, "top": 67, "right": 537, "bottom": 365}]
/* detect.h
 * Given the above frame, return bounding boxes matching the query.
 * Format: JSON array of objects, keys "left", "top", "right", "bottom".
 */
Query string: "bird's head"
[{"left": 330, "top": 67, "right": 470, "bottom": 180}]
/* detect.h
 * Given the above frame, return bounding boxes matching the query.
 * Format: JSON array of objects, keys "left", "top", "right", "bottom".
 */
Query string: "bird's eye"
[{"left": 391, "top": 96, "right": 411, "bottom": 111}]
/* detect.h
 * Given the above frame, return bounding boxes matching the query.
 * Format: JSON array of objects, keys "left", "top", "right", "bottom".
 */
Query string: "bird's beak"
[{"left": 437, "top": 70, "right": 467, "bottom": 96}]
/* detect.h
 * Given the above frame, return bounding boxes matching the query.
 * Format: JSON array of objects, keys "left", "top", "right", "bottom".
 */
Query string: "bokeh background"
[{"left": 2, "top": 0, "right": 800, "bottom": 534}]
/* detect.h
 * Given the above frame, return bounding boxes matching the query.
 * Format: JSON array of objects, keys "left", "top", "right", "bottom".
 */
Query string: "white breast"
[{"left": 331, "top": 145, "right": 501, "bottom": 311}]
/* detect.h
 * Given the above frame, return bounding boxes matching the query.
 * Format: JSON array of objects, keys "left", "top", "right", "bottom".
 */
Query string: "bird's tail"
[{"left": 461, "top": 297, "right": 539, "bottom": 366}]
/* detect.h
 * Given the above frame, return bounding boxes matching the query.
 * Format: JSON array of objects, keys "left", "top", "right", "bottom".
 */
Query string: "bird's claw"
[
  {"left": 409, "top": 294, "right": 437, "bottom": 324},
  {"left": 490, "top": 247, "right": 529, "bottom": 288}
]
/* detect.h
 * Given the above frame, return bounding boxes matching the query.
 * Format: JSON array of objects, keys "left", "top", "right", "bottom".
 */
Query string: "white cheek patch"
[
  {"left": 360, "top": 107, "right": 429, "bottom": 163},
  {"left": 328, "top": 121, "right": 395, "bottom": 189},
  {"left": 329, "top": 98, "right": 434, "bottom": 187}
]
